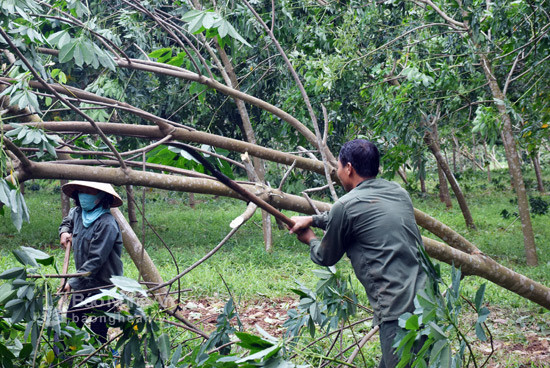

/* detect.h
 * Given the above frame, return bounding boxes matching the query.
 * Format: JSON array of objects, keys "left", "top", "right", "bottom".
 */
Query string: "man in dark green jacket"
[{"left": 290, "top": 139, "right": 426, "bottom": 368}]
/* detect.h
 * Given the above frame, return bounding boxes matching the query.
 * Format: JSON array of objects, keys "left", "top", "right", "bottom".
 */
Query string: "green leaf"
[
  {"left": 201, "top": 12, "right": 217, "bottom": 29},
  {"left": 0, "top": 182, "right": 10, "bottom": 207},
  {"left": 429, "top": 339, "right": 448, "bottom": 365},
  {"left": 58, "top": 39, "right": 78, "bottom": 63},
  {"left": 0, "top": 283, "right": 15, "bottom": 304},
  {"left": 428, "top": 322, "right": 446, "bottom": 340},
  {"left": 20, "top": 246, "right": 54, "bottom": 266},
  {"left": 236, "top": 343, "right": 280, "bottom": 363},
  {"left": 47, "top": 30, "right": 70, "bottom": 48},
  {"left": 73, "top": 40, "right": 84, "bottom": 66},
  {"left": 181, "top": 10, "right": 203, "bottom": 22},
  {"left": 167, "top": 52, "right": 186, "bottom": 67},
  {"left": 171, "top": 345, "right": 182, "bottom": 365},
  {"left": 235, "top": 332, "right": 273, "bottom": 353},
  {"left": 225, "top": 22, "right": 251, "bottom": 47},
  {"left": 477, "top": 306, "right": 490, "bottom": 324},
  {"left": 405, "top": 314, "right": 419, "bottom": 330},
  {"left": 188, "top": 13, "right": 206, "bottom": 34},
  {"left": 110, "top": 275, "right": 147, "bottom": 296},
  {"left": 475, "top": 322, "right": 487, "bottom": 341},
  {"left": 474, "top": 283, "right": 486, "bottom": 310},
  {"left": 158, "top": 333, "right": 170, "bottom": 361},
  {"left": 79, "top": 41, "right": 96, "bottom": 65},
  {"left": 0, "top": 267, "right": 26, "bottom": 280},
  {"left": 12, "top": 248, "right": 38, "bottom": 267},
  {"left": 148, "top": 48, "right": 172, "bottom": 59},
  {"left": 74, "top": 288, "right": 122, "bottom": 308}
]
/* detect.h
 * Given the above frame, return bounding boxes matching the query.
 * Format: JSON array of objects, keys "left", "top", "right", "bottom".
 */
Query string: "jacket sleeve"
[
  {"left": 70, "top": 219, "right": 119, "bottom": 289},
  {"left": 309, "top": 201, "right": 349, "bottom": 266},
  {"left": 311, "top": 211, "right": 330, "bottom": 230},
  {"left": 59, "top": 207, "right": 76, "bottom": 237}
]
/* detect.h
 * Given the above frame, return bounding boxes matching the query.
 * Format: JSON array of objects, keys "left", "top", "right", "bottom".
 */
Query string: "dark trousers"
[
  {"left": 378, "top": 320, "right": 426, "bottom": 368},
  {"left": 66, "top": 292, "right": 117, "bottom": 345}
]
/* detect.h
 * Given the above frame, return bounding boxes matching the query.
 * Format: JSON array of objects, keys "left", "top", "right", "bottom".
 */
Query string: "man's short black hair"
[{"left": 338, "top": 139, "right": 380, "bottom": 178}]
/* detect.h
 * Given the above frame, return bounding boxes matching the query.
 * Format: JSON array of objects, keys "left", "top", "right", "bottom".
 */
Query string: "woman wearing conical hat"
[{"left": 58, "top": 180, "right": 123, "bottom": 345}]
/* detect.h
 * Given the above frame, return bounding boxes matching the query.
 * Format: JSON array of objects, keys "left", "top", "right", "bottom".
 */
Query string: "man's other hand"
[{"left": 289, "top": 216, "right": 313, "bottom": 234}]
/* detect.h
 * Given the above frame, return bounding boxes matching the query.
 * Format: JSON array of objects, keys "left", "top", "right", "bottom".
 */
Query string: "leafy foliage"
[
  {"left": 284, "top": 266, "right": 358, "bottom": 339},
  {"left": 394, "top": 247, "right": 491, "bottom": 368}
]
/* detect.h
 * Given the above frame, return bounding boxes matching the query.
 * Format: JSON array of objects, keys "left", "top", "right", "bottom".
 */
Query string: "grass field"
[{"left": 0, "top": 168, "right": 549, "bottom": 366}]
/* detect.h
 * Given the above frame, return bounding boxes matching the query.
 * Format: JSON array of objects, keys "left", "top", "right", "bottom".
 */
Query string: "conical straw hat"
[{"left": 62, "top": 180, "right": 123, "bottom": 207}]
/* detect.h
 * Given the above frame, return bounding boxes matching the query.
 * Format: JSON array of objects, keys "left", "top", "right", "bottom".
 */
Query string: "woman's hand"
[{"left": 60, "top": 232, "right": 72, "bottom": 249}]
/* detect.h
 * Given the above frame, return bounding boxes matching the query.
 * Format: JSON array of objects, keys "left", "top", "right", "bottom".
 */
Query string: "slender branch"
[
  {"left": 346, "top": 326, "right": 379, "bottom": 365},
  {"left": 3, "top": 137, "right": 32, "bottom": 169},
  {"left": 148, "top": 201, "right": 258, "bottom": 293},
  {"left": 278, "top": 160, "right": 296, "bottom": 191},
  {"left": 302, "top": 192, "right": 321, "bottom": 215},
  {"left": 122, "top": 0, "right": 209, "bottom": 78},
  {"left": 510, "top": 52, "right": 550, "bottom": 83},
  {"left": 321, "top": 104, "right": 338, "bottom": 201},
  {"left": 27, "top": 272, "right": 91, "bottom": 278},
  {"left": 241, "top": 0, "right": 337, "bottom": 168},
  {"left": 412, "top": 0, "right": 465, "bottom": 28},
  {"left": 503, "top": 52, "right": 522, "bottom": 96},
  {"left": 75, "top": 330, "right": 124, "bottom": 367}
]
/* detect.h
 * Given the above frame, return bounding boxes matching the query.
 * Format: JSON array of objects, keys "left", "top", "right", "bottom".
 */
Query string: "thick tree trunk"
[
  {"left": 437, "top": 162, "right": 452, "bottom": 209},
  {"left": 424, "top": 123, "right": 476, "bottom": 229},
  {"left": 423, "top": 237, "right": 550, "bottom": 309},
  {"left": 6, "top": 121, "right": 336, "bottom": 181},
  {"left": 480, "top": 55, "right": 538, "bottom": 266}
]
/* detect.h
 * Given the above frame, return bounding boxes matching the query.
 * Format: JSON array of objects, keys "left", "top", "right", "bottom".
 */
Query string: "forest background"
[{"left": 0, "top": 0, "right": 549, "bottom": 367}]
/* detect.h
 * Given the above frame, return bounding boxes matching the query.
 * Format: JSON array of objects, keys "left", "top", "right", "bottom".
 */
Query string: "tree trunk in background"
[
  {"left": 420, "top": 171, "right": 426, "bottom": 193},
  {"left": 483, "top": 140, "right": 492, "bottom": 182},
  {"left": 424, "top": 122, "right": 476, "bottom": 229},
  {"left": 398, "top": 166, "right": 408, "bottom": 185},
  {"left": 531, "top": 152, "right": 544, "bottom": 193},
  {"left": 480, "top": 55, "right": 538, "bottom": 266},
  {"left": 126, "top": 185, "right": 138, "bottom": 229},
  {"left": 452, "top": 140, "right": 457, "bottom": 172},
  {"left": 437, "top": 162, "right": 452, "bottom": 209},
  {"left": 189, "top": 193, "right": 196, "bottom": 209}
]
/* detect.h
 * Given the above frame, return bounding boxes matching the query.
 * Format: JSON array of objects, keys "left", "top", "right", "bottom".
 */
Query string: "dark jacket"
[
  {"left": 310, "top": 178, "right": 426, "bottom": 325},
  {"left": 59, "top": 207, "right": 123, "bottom": 291}
]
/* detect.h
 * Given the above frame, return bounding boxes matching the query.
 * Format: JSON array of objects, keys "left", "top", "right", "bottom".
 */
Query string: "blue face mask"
[
  {"left": 78, "top": 192, "right": 103, "bottom": 211},
  {"left": 78, "top": 192, "right": 109, "bottom": 227}
]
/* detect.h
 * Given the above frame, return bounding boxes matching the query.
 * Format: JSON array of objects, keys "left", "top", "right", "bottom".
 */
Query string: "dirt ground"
[{"left": 178, "top": 297, "right": 550, "bottom": 367}]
